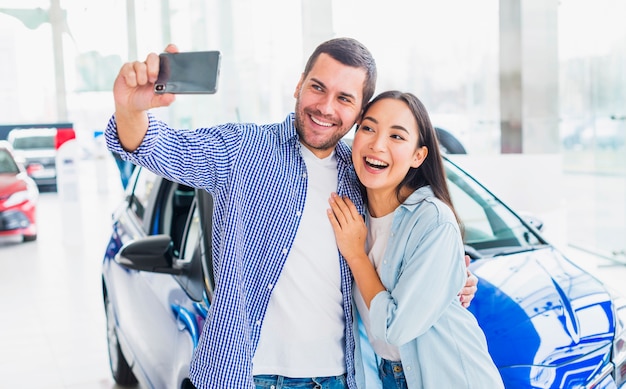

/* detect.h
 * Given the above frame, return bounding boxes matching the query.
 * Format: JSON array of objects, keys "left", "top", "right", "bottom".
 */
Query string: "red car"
[{"left": 0, "top": 141, "right": 39, "bottom": 242}]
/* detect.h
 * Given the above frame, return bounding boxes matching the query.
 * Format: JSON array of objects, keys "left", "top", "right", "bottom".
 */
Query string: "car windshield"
[
  {"left": 0, "top": 149, "right": 20, "bottom": 174},
  {"left": 11, "top": 135, "right": 55, "bottom": 150},
  {"left": 444, "top": 157, "right": 545, "bottom": 257}
]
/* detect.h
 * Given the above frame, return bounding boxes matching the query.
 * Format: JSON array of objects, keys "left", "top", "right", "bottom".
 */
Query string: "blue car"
[{"left": 102, "top": 156, "right": 626, "bottom": 389}]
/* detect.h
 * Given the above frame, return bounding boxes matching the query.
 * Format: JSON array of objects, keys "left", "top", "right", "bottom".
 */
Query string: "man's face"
[{"left": 293, "top": 53, "right": 366, "bottom": 158}]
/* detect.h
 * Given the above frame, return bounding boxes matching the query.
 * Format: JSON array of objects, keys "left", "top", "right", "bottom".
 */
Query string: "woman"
[{"left": 327, "top": 91, "right": 503, "bottom": 388}]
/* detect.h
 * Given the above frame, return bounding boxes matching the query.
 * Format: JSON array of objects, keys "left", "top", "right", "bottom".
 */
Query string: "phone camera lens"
[{"left": 155, "top": 84, "right": 164, "bottom": 91}]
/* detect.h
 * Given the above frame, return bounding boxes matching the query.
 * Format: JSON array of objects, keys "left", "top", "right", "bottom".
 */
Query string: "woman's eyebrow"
[
  {"left": 361, "top": 116, "right": 378, "bottom": 124},
  {"left": 362, "top": 116, "right": 410, "bottom": 134},
  {"left": 391, "top": 125, "right": 409, "bottom": 134}
]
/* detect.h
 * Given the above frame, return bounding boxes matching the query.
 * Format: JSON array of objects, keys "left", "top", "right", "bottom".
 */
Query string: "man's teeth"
[
  {"left": 365, "top": 157, "right": 388, "bottom": 168},
  {"left": 311, "top": 116, "right": 333, "bottom": 127}
]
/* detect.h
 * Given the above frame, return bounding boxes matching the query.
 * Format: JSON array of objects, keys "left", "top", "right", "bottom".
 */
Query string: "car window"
[
  {"left": 182, "top": 205, "right": 201, "bottom": 260},
  {"left": 167, "top": 184, "right": 195, "bottom": 256},
  {"left": 149, "top": 181, "right": 205, "bottom": 301},
  {"left": 11, "top": 135, "right": 55, "bottom": 150},
  {"left": 129, "top": 168, "right": 159, "bottom": 222},
  {"left": 0, "top": 150, "right": 19, "bottom": 173},
  {"left": 445, "top": 159, "right": 543, "bottom": 253},
  {"left": 448, "top": 179, "right": 495, "bottom": 242}
]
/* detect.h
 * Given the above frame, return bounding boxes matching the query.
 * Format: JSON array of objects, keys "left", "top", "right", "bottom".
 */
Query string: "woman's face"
[{"left": 351, "top": 98, "right": 427, "bottom": 196}]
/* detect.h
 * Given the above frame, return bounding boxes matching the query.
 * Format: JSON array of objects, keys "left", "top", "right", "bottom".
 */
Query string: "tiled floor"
[
  {"left": 1, "top": 156, "right": 625, "bottom": 389},
  {"left": 0, "top": 156, "right": 136, "bottom": 389}
]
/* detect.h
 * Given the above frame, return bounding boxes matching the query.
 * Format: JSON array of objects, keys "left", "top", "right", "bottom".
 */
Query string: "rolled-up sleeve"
[
  {"left": 104, "top": 112, "right": 239, "bottom": 192},
  {"left": 105, "top": 113, "right": 161, "bottom": 158}
]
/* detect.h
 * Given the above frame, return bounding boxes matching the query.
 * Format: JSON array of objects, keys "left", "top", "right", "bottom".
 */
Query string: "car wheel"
[
  {"left": 105, "top": 292, "right": 138, "bottom": 386},
  {"left": 23, "top": 234, "right": 37, "bottom": 242},
  {"left": 435, "top": 127, "right": 467, "bottom": 154}
]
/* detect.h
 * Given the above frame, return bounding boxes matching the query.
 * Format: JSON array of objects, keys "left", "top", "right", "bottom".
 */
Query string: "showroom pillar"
[
  {"left": 126, "top": 0, "right": 137, "bottom": 60},
  {"left": 461, "top": 0, "right": 566, "bottom": 248},
  {"left": 300, "top": 0, "right": 334, "bottom": 61},
  {"left": 49, "top": 0, "right": 68, "bottom": 122},
  {"left": 499, "top": 0, "right": 560, "bottom": 154}
]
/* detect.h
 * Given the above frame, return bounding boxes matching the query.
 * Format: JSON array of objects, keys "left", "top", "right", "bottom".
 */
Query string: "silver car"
[{"left": 7, "top": 128, "right": 58, "bottom": 190}]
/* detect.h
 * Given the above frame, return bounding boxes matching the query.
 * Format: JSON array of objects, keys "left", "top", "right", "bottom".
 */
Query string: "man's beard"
[{"left": 294, "top": 101, "right": 350, "bottom": 152}]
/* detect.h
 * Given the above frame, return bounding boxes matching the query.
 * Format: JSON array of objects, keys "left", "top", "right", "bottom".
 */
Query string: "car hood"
[
  {"left": 469, "top": 246, "right": 614, "bottom": 371},
  {"left": 0, "top": 173, "right": 27, "bottom": 198}
]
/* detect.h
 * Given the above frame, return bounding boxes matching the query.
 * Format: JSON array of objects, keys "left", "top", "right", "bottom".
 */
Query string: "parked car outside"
[
  {"left": 7, "top": 127, "right": 76, "bottom": 190},
  {"left": 101, "top": 152, "right": 626, "bottom": 389},
  {"left": 0, "top": 141, "right": 39, "bottom": 242}
]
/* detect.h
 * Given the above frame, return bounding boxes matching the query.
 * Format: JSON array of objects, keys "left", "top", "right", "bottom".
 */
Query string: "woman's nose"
[{"left": 368, "top": 134, "right": 386, "bottom": 151}]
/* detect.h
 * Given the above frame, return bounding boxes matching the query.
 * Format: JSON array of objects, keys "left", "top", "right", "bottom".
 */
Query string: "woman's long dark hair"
[{"left": 358, "top": 90, "right": 461, "bottom": 226}]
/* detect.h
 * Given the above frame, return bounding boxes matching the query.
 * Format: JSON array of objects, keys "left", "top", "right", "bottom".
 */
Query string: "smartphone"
[{"left": 154, "top": 51, "right": 221, "bottom": 94}]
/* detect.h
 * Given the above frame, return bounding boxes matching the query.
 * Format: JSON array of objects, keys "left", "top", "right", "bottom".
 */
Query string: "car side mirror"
[
  {"left": 520, "top": 213, "right": 544, "bottom": 231},
  {"left": 115, "top": 234, "right": 183, "bottom": 275},
  {"left": 464, "top": 245, "right": 483, "bottom": 260}
]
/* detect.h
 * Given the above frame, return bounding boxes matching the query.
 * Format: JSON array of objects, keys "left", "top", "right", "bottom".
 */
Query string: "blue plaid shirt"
[{"left": 105, "top": 113, "right": 363, "bottom": 389}]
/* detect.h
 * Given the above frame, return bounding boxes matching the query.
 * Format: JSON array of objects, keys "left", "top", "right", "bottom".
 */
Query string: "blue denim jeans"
[
  {"left": 378, "top": 359, "right": 408, "bottom": 389},
  {"left": 253, "top": 374, "right": 347, "bottom": 389}
]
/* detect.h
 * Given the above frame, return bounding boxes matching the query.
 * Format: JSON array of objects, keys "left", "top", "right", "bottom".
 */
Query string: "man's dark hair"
[{"left": 303, "top": 37, "right": 377, "bottom": 109}]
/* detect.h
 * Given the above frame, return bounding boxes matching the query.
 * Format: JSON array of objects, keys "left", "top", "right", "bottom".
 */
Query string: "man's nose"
[{"left": 315, "top": 95, "right": 335, "bottom": 115}]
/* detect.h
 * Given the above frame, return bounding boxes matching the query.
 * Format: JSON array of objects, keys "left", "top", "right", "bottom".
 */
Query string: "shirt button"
[
  {"left": 296, "top": 211, "right": 302, "bottom": 217},
  {"left": 383, "top": 260, "right": 387, "bottom": 264},
  {"left": 271, "top": 386, "right": 276, "bottom": 389},
  {"left": 302, "top": 173, "right": 307, "bottom": 178},
  {"left": 282, "top": 248, "right": 288, "bottom": 255},
  {"left": 406, "top": 365, "right": 411, "bottom": 371},
  {"left": 268, "top": 283, "right": 273, "bottom": 290},
  {"left": 256, "top": 320, "right": 261, "bottom": 326}
]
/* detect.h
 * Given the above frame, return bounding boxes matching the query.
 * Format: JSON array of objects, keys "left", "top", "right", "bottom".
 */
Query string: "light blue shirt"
[
  {"left": 105, "top": 113, "right": 363, "bottom": 389},
  {"left": 354, "top": 186, "right": 504, "bottom": 388}
]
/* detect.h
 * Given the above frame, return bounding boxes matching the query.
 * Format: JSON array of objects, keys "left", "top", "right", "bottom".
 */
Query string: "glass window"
[
  {"left": 445, "top": 159, "right": 543, "bottom": 253},
  {"left": 182, "top": 206, "right": 201, "bottom": 261},
  {"left": 11, "top": 135, "right": 55, "bottom": 150},
  {"left": 129, "top": 167, "right": 159, "bottom": 222},
  {"left": 0, "top": 150, "right": 19, "bottom": 173},
  {"left": 559, "top": 0, "right": 626, "bottom": 256},
  {"left": 168, "top": 184, "right": 195, "bottom": 257}
]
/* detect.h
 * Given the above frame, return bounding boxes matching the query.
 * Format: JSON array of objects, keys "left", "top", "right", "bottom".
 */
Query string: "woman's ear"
[{"left": 412, "top": 146, "right": 428, "bottom": 168}]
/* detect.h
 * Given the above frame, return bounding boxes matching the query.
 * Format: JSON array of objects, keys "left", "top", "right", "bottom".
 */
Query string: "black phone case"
[{"left": 155, "top": 51, "right": 221, "bottom": 94}]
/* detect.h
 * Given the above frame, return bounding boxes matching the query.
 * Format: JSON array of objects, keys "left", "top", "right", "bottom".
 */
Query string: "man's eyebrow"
[{"left": 311, "top": 77, "right": 357, "bottom": 101}]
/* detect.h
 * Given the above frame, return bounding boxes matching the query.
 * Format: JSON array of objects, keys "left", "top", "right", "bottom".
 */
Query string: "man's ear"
[
  {"left": 412, "top": 146, "right": 428, "bottom": 168},
  {"left": 293, "top": 74, "right": 304, "bottom": 99}
]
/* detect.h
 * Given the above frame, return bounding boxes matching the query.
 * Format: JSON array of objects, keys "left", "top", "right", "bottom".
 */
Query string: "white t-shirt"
[
  {"left": 252, "top": 145, "right": 346, "bottom": 377},
  {"left": 354, "top": 212, "right": 402, "bottom": 361}
]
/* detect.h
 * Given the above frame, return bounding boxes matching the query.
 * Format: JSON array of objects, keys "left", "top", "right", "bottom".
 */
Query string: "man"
[{"left": 106, "top": 37, "right": 477, "bottom": 389}]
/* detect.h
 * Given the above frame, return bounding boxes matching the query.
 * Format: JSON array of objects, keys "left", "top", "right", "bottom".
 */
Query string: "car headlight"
[
  {"left": 4, "top": 189, "right": 31, "bottom": 207},
  {"left": 611, "top": 290, "right": 626, "bottom": 386}
]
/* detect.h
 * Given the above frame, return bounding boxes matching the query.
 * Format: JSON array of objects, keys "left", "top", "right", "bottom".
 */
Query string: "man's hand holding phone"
[
  {"left": 112, "top": 44, "right": 179, "bottom": 151},
  {"left": 112, "top": 44, "right": 221, "bottom": 150},
  {"left": 113, "top": 44, "right": 180, "bottom": 115}
]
